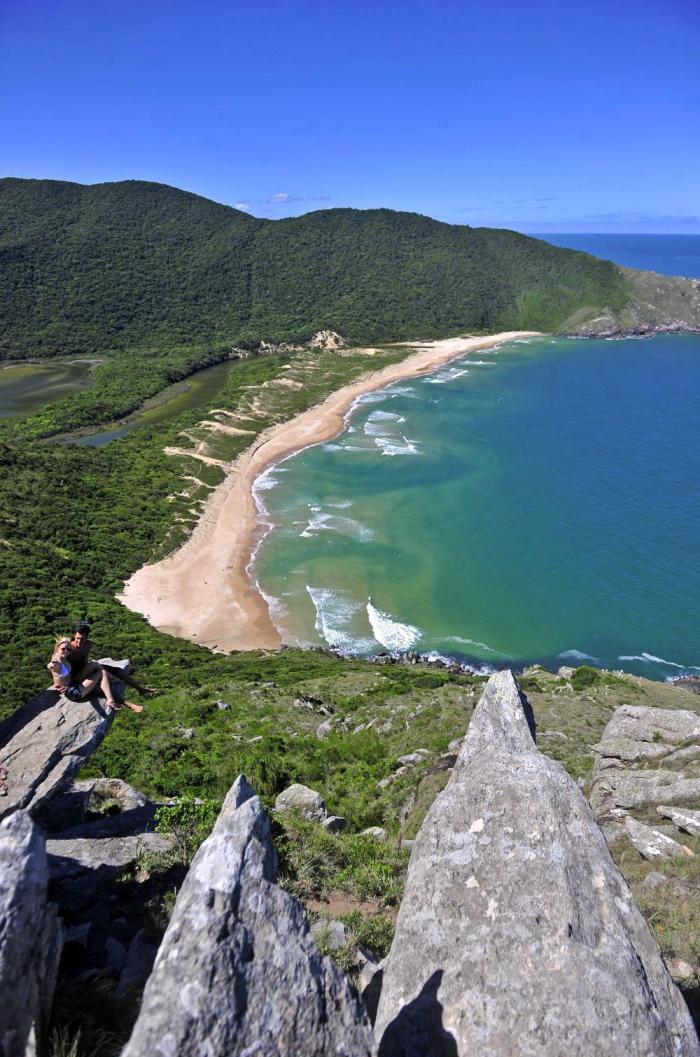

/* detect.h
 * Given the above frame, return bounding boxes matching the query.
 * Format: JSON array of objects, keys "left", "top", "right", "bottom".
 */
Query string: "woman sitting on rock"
[{"left": 47, "top": 637, "right": 142, "bottom": 713}]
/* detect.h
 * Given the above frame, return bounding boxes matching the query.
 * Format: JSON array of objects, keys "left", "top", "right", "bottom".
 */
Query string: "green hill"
[{"left": 0, "top": 177, "right": 630, "bottom": 358}]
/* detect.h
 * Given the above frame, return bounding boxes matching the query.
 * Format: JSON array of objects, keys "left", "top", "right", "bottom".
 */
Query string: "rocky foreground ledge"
[{"left": 1, "top": 671, "right": 699, "bottom": 1056}]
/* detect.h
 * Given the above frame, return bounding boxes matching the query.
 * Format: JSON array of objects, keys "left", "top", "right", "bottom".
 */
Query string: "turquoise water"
[{"left": 253, "top": 333, "right": 700, "bottom": 680}]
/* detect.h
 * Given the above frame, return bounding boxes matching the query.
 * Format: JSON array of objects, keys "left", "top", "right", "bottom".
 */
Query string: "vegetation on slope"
[{"left": 0, "top": 177, "right": 630, "bottom": 360}]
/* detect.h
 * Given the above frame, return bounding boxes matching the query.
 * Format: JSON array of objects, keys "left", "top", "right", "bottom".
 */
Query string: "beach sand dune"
[{"left": 119, "top": 332, "right": 540, "bottom": 652}]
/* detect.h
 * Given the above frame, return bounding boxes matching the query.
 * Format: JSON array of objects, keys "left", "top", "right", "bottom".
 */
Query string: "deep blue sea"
[
  {"left": 252, "top": 236, "right": 700, "bottom": 681},
  {"left": 542, "top": 234, "right": 700, "bottom": 280}
]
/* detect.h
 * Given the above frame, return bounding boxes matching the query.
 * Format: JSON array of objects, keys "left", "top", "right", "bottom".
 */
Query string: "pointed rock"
[
  {"left": 0, "top": 811, "right": 62, "bottom": 1057},
  {"left": 374, "top": 670, "right": 699, "bottom": 1057},
  {"left": 122, "top": 775, "right": 374, "bottom": 1057},
  {"left": 0, "top": 690, "right": 115, "bottom": 821}
]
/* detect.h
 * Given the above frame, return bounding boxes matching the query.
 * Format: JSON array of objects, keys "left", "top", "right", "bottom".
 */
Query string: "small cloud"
[
  {"left": 535, "top": 196, "right": 559, "bottom": 202},
  {"left": 266, "top": 192, "right": 331, "bottom": 206},
  {"left": 234, "top": 201, "right": 251, "bottom": 211}
]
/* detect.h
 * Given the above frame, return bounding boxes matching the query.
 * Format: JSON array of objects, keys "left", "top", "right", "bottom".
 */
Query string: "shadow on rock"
[{"left": 378, "top": 971, "right": 458, "bottom": 1057}]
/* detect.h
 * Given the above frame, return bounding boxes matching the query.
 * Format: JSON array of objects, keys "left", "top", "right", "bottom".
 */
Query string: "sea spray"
[{"left": 366, "top": 598, "right": 421, "bottom": 652}]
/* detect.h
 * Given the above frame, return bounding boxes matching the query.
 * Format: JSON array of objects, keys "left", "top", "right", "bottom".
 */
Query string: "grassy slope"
[{"left": 84, "top": 661, "right": 700, "bottom": 993}]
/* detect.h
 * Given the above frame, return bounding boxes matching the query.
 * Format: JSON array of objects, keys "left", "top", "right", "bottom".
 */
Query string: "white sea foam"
[
  {"left": 305, "top": 586, "right": 376, "bottom": 652},
  {"left": 299, "top": 510, "right": 373, "bottom": 541},
  {"left": 426, "top": 367, "right": 470, "bottom": 385},
  {"left": 362, "top": 411, "right": 419, "bottom": 456},
  {"left": 514, "top": 339, "right": 532, "bottom": 344},
  {"left": 618, "top": 652, "right": 700, "bottom": 671},
  {"left": 254, "top": 467, "right": 281, "bottom": 492},
  {"left": 423, "top": 650, "right": 497, "bottom": 675},
  {"left": 446, "top": 635, "right": 505, "bottom": 656},
  {"left": 366, "top": 599, "right": 421, "bottom": 652},
  {"left": 368, "top": 410, "right": 405, "bottom": 422},
  {"left": 558, "top": 649, "right": 599, "bottom": 662}
]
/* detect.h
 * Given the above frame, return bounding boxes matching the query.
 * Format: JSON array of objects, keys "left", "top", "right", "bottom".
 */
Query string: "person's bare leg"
[
  {"left": 104, "top": 671, "right": 143, "bottom": 712},
  {"left": 89, "top": 668, "right": 120, "bottom": 709}
]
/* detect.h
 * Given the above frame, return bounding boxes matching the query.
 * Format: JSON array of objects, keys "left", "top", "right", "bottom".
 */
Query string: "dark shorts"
[{"left": 64, "top": 685, "right": 84, "bottom": 702}]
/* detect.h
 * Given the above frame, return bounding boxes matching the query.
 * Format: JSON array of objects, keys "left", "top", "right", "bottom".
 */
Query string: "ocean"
[{"left": 251, "top": 236, "right": 700, "bottom": 681}]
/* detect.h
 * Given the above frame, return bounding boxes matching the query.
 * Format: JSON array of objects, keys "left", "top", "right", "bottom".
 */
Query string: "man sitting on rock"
[{"left": 70, "top": 620, "right": 156, "bottom": 708}]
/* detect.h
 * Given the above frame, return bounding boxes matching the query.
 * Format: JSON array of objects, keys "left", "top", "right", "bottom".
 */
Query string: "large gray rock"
[
  {"left": 593, "top": 704, "right": 700, "bottom": 760},
  {"left": 0, "top": 690, "right": 114, "bottom": 821},
  {"left": 122, "top": 775, "right": 374, "bottom": 1057},
  {"left": 374, "top": 670, "right": 700, "bottom": 1057},
  {"left": 274, "top": 782, "right": 328, "bottom": 822},
  {"left": 590, "top": 768, "right": 700, "bottom": 816},
  {"left": 0, "top": 811, "right": 62, "bottom": 1057},
  {"left": 590, "top": 703, "right": 700, "bottom": 820}
]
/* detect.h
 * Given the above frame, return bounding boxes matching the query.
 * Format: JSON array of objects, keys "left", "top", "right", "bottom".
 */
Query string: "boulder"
[
  {"left": 322, "top": 815, "right": 347, "bottom": 834},
  {"left": 624, "top": 816, "right": 693, "bottom": 861},
  {"left": 316, "top": 719, "right": 335, "bottom": 740},
  {"left": 0, "top": 690, "right": 115, "bottom": 821},
  {"left": 374, "top": 670, "right": 700, "bottom": 1057},
  {"left": 0, "top": 811, "right": 62, "bottom": 1057},
  {"left": 591, "top": 704, "right": 700, "bottom": 765},
  {"left": 397, "top": 751, "right": 431, "bottom": 768},
  {"left": 590, "top": 768, "right": 700, "bottom": 817},
  {"left": 657, "top": 805, "right": 700, "bottom": 837},
  {"left": 122, "top": 776, "right": 374, "bottom": 1057},
  {"left": 274, "top": 783, "right": 327, "bottom": 822},
  {"left": 361, "top": 827, "right": 387, "bottom": 842}
]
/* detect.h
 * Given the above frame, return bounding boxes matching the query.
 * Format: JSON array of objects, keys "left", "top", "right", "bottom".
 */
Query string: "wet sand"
[{"left": 119, "top": 332, "right": 541, "bottom": 651}]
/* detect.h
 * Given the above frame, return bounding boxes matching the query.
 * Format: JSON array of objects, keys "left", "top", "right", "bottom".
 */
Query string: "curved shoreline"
[{"left": 119, "top": 332, "right": 541, "bottom": 651}]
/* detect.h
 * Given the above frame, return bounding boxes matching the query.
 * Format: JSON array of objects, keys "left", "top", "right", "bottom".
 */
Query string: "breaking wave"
[
  {"left": 558, "top": 649, "right": 599, "bottom": 662},
  {"left": 617, "top": 652, "right": 700, "bottom": 672},
  {"left": 366, "top": 598, "right": 421, "bottom": 652},
  {"left": 305, "top": 586, "right": 376, "bottom": 653}
]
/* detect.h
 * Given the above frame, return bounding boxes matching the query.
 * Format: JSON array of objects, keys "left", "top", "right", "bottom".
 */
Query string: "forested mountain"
[{"left": 0, "top": 178, "right": 630, "bottom": 358}]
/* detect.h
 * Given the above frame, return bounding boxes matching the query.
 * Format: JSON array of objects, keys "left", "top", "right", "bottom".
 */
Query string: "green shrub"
[
  {"left": 571, "top": 665, "right": 601, "bottom": 691},
  {"left": 155, "top": 795, "right": 222, "bottom": 856}
]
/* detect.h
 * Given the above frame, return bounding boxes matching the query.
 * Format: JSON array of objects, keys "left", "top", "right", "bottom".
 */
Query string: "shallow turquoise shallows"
[{"left": 252, "top": 333, "right": 700, "bottom": 680}]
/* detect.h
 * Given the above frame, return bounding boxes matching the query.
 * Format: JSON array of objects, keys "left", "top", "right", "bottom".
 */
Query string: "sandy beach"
[{"left": 119, "top": 332, "right": 541, "bottom": 651}]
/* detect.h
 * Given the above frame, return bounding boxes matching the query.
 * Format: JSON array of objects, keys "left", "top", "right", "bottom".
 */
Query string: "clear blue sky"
[{"left": 2, "top": 0, "right": 698, "bottom": 232}]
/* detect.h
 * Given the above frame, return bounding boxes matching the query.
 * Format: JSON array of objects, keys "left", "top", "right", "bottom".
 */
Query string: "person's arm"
[{"left": 47, "top": 660, "right": 68, "bottom": 691}]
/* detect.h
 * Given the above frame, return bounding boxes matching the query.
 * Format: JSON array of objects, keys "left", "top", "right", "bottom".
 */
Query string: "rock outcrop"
[
  {"left": 0, "top": 690, "right": 115, "bottom": 821},
  {"left": 122, "top": 775, "right": 374, "bottom": 1057},
  {"left": 0, "top": 811, "right": 62, "bottom": 1057},
  {"left": 374, "top": 670, "right": 700, "bottom": 1057},
  {"left": 589, "top": 703, "right": 700, "bottom": 836}
]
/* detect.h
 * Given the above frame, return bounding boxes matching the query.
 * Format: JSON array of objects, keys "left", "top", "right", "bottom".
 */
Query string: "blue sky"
[{"left": 2, "top": 0, "right": 698, "bottom": 232}]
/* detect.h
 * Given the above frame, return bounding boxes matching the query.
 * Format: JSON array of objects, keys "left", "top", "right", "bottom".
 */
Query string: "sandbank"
[{"left": 119, "top": 332, "right": 541, "bottom": 651}]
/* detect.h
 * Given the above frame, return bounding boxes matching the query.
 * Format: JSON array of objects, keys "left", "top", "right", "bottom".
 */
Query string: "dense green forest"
[{"left": 0, "top": 177, "right": 630, "bottom": 359}]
